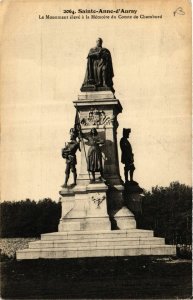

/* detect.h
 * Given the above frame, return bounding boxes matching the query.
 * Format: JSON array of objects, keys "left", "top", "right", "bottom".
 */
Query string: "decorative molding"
[
  {"left": 91, "top": 193, "right": 106, "bottom": 208},
  {"left": 80, "top": 109, "right": 115, "bottom": 127}
]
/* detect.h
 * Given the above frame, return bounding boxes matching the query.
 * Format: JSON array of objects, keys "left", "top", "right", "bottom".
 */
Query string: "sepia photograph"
[{"left": 0, "top": 0, "right": 192, "bottom": 298}]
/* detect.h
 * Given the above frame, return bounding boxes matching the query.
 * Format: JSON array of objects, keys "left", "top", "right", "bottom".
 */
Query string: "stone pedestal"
[
  {"left": 59, "top": 182, "right": 111, "bottom": 231},
  {"left": 59, "top": 91, "right": 136, "bottom": 231},
  {"left": 74, "top": 91, "right": 123, "bottom": 186}
]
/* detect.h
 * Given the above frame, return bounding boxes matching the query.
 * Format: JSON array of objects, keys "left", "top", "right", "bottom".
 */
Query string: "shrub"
[{"left": 0, "top": 198, "right": 61, "bottom": 238}]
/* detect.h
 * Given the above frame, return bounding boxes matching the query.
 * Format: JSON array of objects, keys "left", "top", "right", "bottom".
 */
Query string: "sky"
[{"left": 1, "top": 0, "right": 192, "bottom": 201}]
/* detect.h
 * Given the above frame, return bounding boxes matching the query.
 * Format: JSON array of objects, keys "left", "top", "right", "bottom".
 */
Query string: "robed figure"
[
  {"left": 81, "top": 38, "right": 114, "bottom": 92},
  {"left": 80, "top": 128, "right": 104, "bottom": 183}
]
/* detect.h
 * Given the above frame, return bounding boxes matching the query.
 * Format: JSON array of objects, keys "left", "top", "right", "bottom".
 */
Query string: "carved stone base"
[
  {"left": 80, "top": 85, "right": 115, "bottom": 94},
  {"left": 78, "top": 90, "right": 115, "bottom": 100},
  {"left": 58, "top": 182, "right": 111, "bottom": 231},
  {"left": 124, "top": 181, "right": 144, "bottom": 194},
  {"left": 58, "top": 180, "right": 137, "bottom": 232},
  {"left": 114, "top": 206, "right": 136, "bottom": 230}
]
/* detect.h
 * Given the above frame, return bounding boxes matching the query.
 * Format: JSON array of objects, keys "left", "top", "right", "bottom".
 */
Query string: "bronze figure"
[
  {"left": 81, "top": 38, "right": 114, "bottom": 92},
  {"left": 81, "top": 128, "right": 104, "bottom": 183},
  {"left": 120, "top": 128, "right": 135, "bottom": 182},
  {"left": 61, "top": 128, "right": 80, "bottom": 188}
]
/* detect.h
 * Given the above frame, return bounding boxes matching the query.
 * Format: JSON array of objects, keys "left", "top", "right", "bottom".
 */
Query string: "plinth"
[{"left": 59, "top": 183, "right": 111, "bottom": 231}]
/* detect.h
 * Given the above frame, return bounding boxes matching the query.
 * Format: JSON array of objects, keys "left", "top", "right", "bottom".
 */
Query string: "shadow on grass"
[{"left": 1, "top": 256, "right": 192, "bottom": 299}]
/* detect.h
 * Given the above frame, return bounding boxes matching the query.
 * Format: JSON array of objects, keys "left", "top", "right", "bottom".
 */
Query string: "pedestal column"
[
  {"left": 59, "top": 90, "right": 136, "bottom": 231},
  {"left": 74, "top": 91, "right": 123, "bottom": 186}
]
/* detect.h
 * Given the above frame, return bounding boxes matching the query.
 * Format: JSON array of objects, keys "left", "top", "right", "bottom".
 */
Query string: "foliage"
[
  {"left": 136, "top": 182, "right": 192, "bottom": 245},
  {"left": 0, "top": 182, "right": 191, "bottom": 246},
  {"left": 176, "top": 244, "right": 192, "bottom": 259},
  {"left": 0, "top": 238, "right": 38, "bottom": 259},
  {"left": 0, "top": 198, "right": 61, "bottom": 238}
]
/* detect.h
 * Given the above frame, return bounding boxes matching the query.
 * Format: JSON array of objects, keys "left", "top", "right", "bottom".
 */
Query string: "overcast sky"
[{"left": 1, "top": 0, "right": 191, "bottom": 201}]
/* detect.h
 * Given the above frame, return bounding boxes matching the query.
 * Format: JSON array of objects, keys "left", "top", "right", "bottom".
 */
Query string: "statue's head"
[
  {"left": 70, "top": 128, "right": 76, "bottom": 140},
  {"left": 96, "top": 37, "right": 103, "bottom": 47},
  {"left": 123, "top": 128, "right": 131, "bottom": 138},
  {"left": 90, "top": 128, "right": 98, "bottom": 136}
]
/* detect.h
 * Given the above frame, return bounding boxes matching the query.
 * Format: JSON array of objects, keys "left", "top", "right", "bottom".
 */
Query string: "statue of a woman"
[{"left": 81, "top": 128, "right": 104, "bottom": 183}]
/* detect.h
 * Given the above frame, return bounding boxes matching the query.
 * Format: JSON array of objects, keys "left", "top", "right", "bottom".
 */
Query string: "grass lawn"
[{"left": 1, "top": 256, "right": 192, "bottom": 299}]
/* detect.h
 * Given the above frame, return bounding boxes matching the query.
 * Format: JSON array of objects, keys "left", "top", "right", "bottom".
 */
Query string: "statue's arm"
[
  {"left": 62, "top": 146, "right": 70, "bottom": 159},
  {"left": 120, "top": 139, "right": 124, "bottom": 151},
  {"left": 97, "top": 139, "right": 105, "bottom": 145},
  {"left": 62, "top": 143, "right": 70, "bottom": 152},
  {"left": 87, "top": 48, "right": 101, "bottom": 58},
  {"left": 79, "top": 131, "right": 89, "bottom": 141},
  {"left": 78, "top": 141, "right": 81, "bottom": 151}
]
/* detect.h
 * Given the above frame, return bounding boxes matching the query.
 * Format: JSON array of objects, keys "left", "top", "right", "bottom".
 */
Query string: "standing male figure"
[
  {"left": 120, "top": 128, "right": 135, "bottom": 182},
  {"left": 61, "top": 128, "right": 80, "bottom": 188}
]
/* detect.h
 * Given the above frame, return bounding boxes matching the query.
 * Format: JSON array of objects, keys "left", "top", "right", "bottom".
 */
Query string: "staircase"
[{"left": 16, "top": 229, "right": 176, "bottom": 259}]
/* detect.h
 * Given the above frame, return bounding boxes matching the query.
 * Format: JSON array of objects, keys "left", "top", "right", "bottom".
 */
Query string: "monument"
[{"left": 17, "top": 39, "right": 176, "bottom": 259}]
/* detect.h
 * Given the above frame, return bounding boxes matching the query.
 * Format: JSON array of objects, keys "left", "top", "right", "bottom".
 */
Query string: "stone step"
[
  {"left": 41, "top": 229, "right": 154, "bottom": 241},
  {"left": 17, "top": 244, "right": 176, "bottom": 260},
  {"left": 29, "top": 237, "right": 165, "bottom": 249}
]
